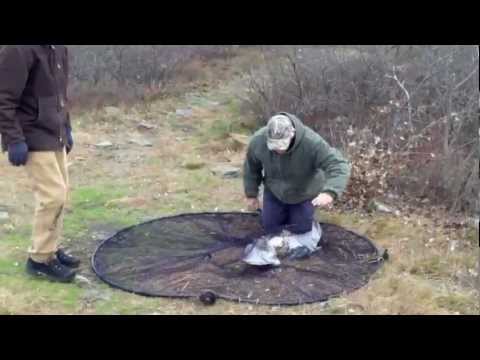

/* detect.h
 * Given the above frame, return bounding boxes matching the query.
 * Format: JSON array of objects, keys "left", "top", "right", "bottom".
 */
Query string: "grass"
[
  {"left": 315, "top": 209, "right": 479, "bottom": 315},
  {"left": 0, "top": 182, "right": 152, "bottom": 315},
  {"left": 435, "top": 292, "right": 479, "bottom": 314},
  {"left": 410, "top": 255, "right": 446, "bottom": 278},
  {"left": 195, "top": 116, "right": 248, "bottom": 145},
  {"left": 0, "top": 54, "right": 478, "bottom": 314},
  {"left": 465, "top": 227, "right": 479, "bottom": 247},
  {"left": 0, "top": 274, "right": 82, "bottom": 314},
  {"left": 0, "top": 234, "right": 83, "bottom": 314},
  {"left": 1, "top": 181, "right": 478, "bottom": 314},
  {"left": 63, "top": 184, "right": 145, "bottom": 240}
]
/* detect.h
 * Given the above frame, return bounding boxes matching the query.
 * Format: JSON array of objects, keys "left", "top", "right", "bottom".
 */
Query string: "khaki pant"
[{"left": 25, "top": 149, "right": 69, "bottom": 263}]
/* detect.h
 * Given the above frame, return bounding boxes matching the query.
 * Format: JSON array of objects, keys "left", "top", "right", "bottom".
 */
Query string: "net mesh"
[{"left": 92, "top": 212, "right": 385, "bottom": 305}]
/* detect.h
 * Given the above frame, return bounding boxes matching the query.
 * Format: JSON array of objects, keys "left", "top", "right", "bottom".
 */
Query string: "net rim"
[{"left": 91, "top": 211, "right": 386, "bottom": 306}]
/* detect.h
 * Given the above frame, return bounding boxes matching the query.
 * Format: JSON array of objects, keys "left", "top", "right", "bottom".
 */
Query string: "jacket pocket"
[{"left": 37, "top": 96, "right": 60, "bottom": 134}]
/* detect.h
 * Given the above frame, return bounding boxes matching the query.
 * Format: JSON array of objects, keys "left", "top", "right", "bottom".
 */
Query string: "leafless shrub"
[
  {"left": 243, "top": 45, "right": 479, "bottom": 214},
  {"left": 68, "top": 45, "right": 239, "bottom": 108}
]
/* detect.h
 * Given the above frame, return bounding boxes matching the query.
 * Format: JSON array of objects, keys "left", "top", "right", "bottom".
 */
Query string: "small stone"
[
  {"left": 3, "top": 223, "right": 15, "bottom": 232},
  {"left": 175, "top": 108, "right": 193, "bottom": 117},
  {"left": 229, "top": 133, "right": 249, "bottom": 147},
  {"left": 76, "top": 275, "right": 92, "bottom": 286},
  {"left": 103, "top": 106, "right": 122, "bottom": 117},
  {"left": 137, "top": 122, "right": 156, "bottom": 130},
  {"left": 367, "top": 199, "right": 394, "bottom": 214},
  {"left": 211, "top": 164, "right": 241, "bottom": 179},
  {"left": 468, "top": 268, "right": 478, "bottom": 277},
  {"left": 83, "top": 288, "right": 111, "bottom": 302},
  {"left": 95, "top": 141, "right": 113, "bottom": 148},
  {"left": 318, "top": 301, "right": 329, "bottom": 309},
  {"left": 449, "top": 240, "right": 459, "bottom": 252},
  {"left": 128, "top": 138, "right": 153, "bottom": 147},
  {"left": 0, "top": 211, "right": 9, "bottom": 222}
]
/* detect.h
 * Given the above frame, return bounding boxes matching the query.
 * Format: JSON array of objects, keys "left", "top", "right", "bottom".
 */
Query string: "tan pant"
[{"left": 24, "top": 149, "right": 69, "bottom": 263}]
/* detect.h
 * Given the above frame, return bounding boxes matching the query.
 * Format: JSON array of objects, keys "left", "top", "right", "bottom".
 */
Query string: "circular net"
[{"left": 92, "top": 212, "right": 386, "bottom": 305}]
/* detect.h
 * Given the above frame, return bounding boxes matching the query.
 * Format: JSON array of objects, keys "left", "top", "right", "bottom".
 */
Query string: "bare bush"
[
  {"left": 68, "top": 45, "right": 239, "bottom": 108},
  {"left": 243, "top": 45, "right": 479, "bottom": 214}
]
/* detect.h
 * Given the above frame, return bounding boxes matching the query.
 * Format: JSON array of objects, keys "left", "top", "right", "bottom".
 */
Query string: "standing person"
[
  {"left": 0, "top": 45, "right": 79, "bottom": 283},
  {"left": 243, "top": 112, "right": 351, "bottom": 258}
]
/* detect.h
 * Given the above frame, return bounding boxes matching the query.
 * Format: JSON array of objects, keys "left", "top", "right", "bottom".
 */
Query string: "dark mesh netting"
[{"left": 92, "top": 212, "right": 387, "bottom": 305}]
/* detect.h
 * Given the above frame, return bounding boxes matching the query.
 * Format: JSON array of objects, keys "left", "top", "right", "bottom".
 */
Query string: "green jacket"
[{"left": 244, "top": 113, "right": 351, "bottom": 204}]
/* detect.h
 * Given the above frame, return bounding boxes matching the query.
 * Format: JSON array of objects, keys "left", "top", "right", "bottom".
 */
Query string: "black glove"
[
  {"left": 8, "top": 142, "right": 28, "bottom": 166},
  {"left": 66, "top": 127, "right": 73, "bottom": 154}
]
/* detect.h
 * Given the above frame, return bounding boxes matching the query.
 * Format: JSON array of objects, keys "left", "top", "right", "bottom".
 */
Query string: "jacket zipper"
[{"left": 49, "top": 46, "right": 63, "bottom": 146}]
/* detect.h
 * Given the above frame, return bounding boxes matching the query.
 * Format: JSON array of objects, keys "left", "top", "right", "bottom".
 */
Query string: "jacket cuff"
[{"left": 245, "top": 189, "right": 259, "bottom": 198}]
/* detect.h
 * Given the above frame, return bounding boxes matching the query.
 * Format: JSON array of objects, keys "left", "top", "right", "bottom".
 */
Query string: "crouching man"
[
  {"left": 243, "top": 112, "right": 351, "bottom": 259},
  {"left": 0, "top": 45, "right": 79, "bottom": 282}
]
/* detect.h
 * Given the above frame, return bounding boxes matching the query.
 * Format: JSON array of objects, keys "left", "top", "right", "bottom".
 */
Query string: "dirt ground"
[{"left": 0, "top": 54, "right": 478, "bottom": 315}]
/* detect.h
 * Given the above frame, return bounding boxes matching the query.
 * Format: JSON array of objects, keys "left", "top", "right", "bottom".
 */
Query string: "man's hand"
[
  {"left": 312, "top": 192, "right": 334, "bottom": 208},
  {"left": 246, "top": 197, "right": 260, "bottom": 211},
  {"left": 8, "top": 142, "right": 28, "bottom": 166},
  {"left": 66, "top": 127, "right": 73, "bottom": 154}
]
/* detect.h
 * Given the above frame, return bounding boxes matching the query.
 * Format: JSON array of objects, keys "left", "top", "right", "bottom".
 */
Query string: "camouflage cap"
[{"left": 266, "top": 114, "right": 295, "bottom": 151}]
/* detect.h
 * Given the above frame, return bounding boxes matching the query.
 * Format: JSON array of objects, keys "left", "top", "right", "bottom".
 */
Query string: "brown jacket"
[{"left": 0, "top": 45, "right": 71, "bottom": 152}]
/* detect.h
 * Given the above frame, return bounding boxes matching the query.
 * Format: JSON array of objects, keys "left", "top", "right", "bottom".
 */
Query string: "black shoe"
[
  {"left": 56, "top": 248, "right": 81, "bottom": 268},
  {"left": 287, "top": 246, "right": 311, "bottom": 261},
  {"left": 26, "top": 258, "right": 76, "bottom": 283}
]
